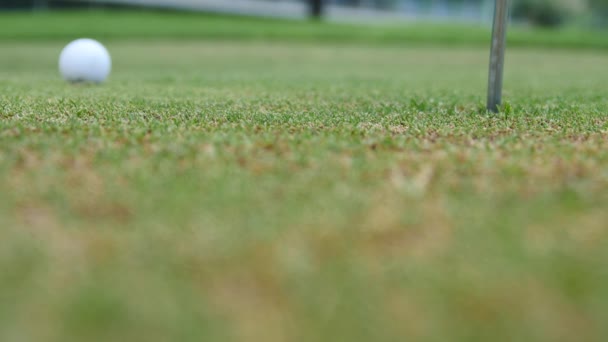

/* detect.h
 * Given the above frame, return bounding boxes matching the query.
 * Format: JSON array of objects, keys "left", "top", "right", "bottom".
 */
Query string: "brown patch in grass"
[
  {"left": 17, "top": 203, "right": 60, "bottom": 231},
  {"left": 457, "top": 279, "right": 598, "bottom": 342},
  {"left": 389, "top": 125, "right": 409, "bottom": 135},
  {"left": 73, "top": 201, "right": 133, "bottom": 224},
  {"left": 385, "top": 292, "right": 432, "bottom": 339},
  {"left": 358, "top": 192, "right": 452, "bottom": 262},
  {"left": 526, "top": 207, "right": 608, "bottom": 256},
  {"left": 205, "top": 244, "right": 294, "bottom": 342},
  {"left": 14, "top": 202, "right": 88, "bottom": 280}
]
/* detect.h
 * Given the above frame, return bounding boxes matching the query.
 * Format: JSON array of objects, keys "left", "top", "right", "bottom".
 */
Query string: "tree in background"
[
  {"left": 512, "top": 0, "right": 587, "bottom": 27},
  {"left": 589, "top": 0, "right": 608, "bottom": 10},
  {"left": 588, "top": 0, "right": 608, "bottom": 25},
  {"left": 309, "top": 0, "right": 324, "bottom": 19},
  {"left": 34, "top": 0, "right": 48, "bottom": 9}
]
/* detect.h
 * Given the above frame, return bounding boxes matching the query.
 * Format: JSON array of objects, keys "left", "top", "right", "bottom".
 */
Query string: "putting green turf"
[{"left": 1, "top": 27, "right": 608, "bottom": 342}]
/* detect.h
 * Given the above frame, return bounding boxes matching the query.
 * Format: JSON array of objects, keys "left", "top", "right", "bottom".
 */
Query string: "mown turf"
[
  {"left": 1, "top": 9, "right": 608, "bottom": 50},
  {"left": 1, "top": 30, "right": 608, "bottom": 342}
]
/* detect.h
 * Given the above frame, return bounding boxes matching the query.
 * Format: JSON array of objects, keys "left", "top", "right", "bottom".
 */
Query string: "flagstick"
[{"left": 487, "top": 0, "right": 510, "bottom": 112}]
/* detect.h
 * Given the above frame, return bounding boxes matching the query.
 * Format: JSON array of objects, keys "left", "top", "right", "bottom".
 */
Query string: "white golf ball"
[{"left": 59, "top": 39, "right": 111, "bottom": 83}]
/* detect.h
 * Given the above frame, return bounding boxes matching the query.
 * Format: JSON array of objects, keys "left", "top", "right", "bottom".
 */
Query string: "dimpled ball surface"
[{"left": 59, "top": 38, "right": 111, "bottom": 83}]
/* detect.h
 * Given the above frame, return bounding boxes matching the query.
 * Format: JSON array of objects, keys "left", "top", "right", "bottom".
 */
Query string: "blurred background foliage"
[
  {"left": 512, "top": 0, "right": 608, "bottom": 27},
  {"left": 2, "top": 0, "right": 608, "bottom": 28}
]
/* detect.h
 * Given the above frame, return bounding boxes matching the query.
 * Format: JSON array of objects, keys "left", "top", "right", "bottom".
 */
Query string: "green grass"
[
  {"left": 1, "top": 9, "right": 608, "bottom": 50},
  {"left": 1, "top": 14, "right": 608, "bottom": 342}
]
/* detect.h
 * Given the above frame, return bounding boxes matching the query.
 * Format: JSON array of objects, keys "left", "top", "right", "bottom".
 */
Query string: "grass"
[
  {"left": 1, "top": 11, "right": 608, "bottom": 342},
  {"left": 1, "top": 9, "right": 608, "bottom": 50}
]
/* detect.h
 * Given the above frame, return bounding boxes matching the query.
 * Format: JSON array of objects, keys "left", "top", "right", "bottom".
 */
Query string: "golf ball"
[{"left": 59, "top": 39, "right": 111, "bottom": 83}]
